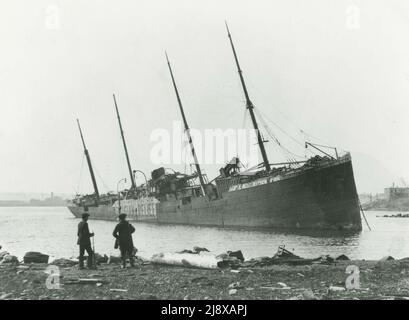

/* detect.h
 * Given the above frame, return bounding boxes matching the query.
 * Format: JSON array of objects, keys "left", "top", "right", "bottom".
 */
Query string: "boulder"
[
  {"left": 227, "top": 250, "right": 245, "bottom": 262},
  {"left": 193, "top": 246, "right": 209, "bottom": 253},
  {"left": 95, "top": 253, "right": 108, "bottom": 264},
  {"left": 301, "top": 289, "right": 318, "bottom": 300},
  {"left": 0, "top": 255, "right": 19, "bottom": 265},
  {"left": 316, "top": 255, "right": 334, "bottom": 264},
  {"left": 380, "top": 256, "right": 395, "bottom": 262},
  {"left": 216, "top": 256, "right": 242, "bottom": 269},
  {"left": 335, "top": 254, "right": 350, "bottom": 261},
  {"left": 23, "top": 252, "right": 49, "bottom": 264}
]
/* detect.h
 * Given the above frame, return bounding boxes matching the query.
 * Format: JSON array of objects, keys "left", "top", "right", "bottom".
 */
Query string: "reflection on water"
[{"left": 0, "top": 207, "right": 408, "bottom": 261}]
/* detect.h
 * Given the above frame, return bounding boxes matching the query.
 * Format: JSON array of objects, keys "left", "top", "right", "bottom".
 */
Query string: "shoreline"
[{"left": 1, "top": 250, "right": 409, "bottom": 300}]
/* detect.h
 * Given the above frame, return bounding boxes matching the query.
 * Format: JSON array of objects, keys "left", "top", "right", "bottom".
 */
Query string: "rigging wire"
[
  {"left": 243, "top": 76, "right": 341, "bottom": 153},
  {"left": 77, "top": 153, "right": 85, "bottom": 195},
  {"left": 256, "top": 108, "right": 316, "bottom": 157},
  {"left": 235, "top": 77, "right": 311, "bottom": 162},
  {"left": 253, "top": 106, "right": 306, "bottom": 162},
  {"left": 93, "top": 162, "right": 110, "bottom": 193}
]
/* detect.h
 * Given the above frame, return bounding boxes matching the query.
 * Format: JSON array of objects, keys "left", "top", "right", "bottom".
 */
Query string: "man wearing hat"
[
  {"left": 112, "top": 213, "right": 135, "bottom": 268},
  {"left": 77, "top": 213, "right": 95, "bottom": 269}
]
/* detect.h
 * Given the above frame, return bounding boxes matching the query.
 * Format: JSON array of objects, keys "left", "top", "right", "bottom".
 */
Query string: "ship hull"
[
  {"left": 156, "top": 157, "right": 362, "bottom": 231},
  {"left": 68, "top": 205, "right": 118, "bottom": 221},
  {"left": 67, "top": 197, "right": 158, "bottom": 222}
]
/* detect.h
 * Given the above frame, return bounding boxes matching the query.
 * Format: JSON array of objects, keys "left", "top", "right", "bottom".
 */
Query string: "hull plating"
[{"left": 156, "top": 158, "right": 362, "bottom": 231}]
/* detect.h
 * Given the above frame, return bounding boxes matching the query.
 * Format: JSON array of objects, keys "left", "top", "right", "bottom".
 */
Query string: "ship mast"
[
  {"left": 165, "top": 52, "right": 207, "bottom": 194},
  {"left": 113, "top": 94, "right": 136, "bottom": 190},
  {"left": 225, "top": 23, "right": 271, "bottom": 172},
  {"left": 76, "top": 119, "right": 100, "bottom": 200}
]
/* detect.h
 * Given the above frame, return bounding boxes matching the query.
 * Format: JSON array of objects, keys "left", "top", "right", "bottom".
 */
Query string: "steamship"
[{"left": 68, "top": 24, "right": 362, "bottom": 231}]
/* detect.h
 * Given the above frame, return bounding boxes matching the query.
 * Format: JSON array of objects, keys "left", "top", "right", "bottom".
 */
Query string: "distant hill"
[
  {"left": 0, "top": 193, "right": 71, "bottom": 207},
  {"left": 0, "top": 193, "right": 72, "bottom": 201}
]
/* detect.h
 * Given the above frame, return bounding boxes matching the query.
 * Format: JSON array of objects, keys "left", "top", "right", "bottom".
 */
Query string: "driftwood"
[{"left": 63, "top": 278, "right": 109, "bottom": 285}]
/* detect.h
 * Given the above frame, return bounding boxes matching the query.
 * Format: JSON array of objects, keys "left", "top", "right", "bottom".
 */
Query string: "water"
[{"left": 1, "top": 207, "right": 409, "bottom": 261}]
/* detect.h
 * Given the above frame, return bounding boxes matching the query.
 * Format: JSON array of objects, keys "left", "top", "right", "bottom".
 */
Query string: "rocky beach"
[{"left": 1, "top": 246, "right": 409, "bottom": 300}]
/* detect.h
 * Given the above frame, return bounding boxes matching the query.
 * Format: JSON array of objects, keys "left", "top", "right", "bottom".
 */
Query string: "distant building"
[{"left": 384, "top": 186, "right": 409, "bottom": 201}]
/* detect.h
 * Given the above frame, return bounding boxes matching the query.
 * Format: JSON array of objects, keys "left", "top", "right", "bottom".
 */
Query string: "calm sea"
[{"left": 0, "top": 207, "right": 408, "bottom": 261}]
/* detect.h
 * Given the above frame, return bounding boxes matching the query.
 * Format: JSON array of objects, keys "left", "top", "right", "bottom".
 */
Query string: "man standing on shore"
[
  {"left": 77, "top": 213, "right": 95, "bottom": 270},
  {"left": 113, "top": 213, "right": 135, "bottom": 268}
]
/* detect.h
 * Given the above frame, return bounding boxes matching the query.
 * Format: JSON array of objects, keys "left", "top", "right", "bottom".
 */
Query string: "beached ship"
[
  {"left": 150, "top": 24, "right": 362, "bottom": 231},
  {"left": 69, "top": 24, "right": 362, "bottom": 231},
  {"left": 67, "top": 100, "right": 158, "bottom": 222}
]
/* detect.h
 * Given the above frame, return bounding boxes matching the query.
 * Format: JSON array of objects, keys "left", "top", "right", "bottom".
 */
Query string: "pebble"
[
  {"left": 0, "top": 293, "right": 13, "bottom": 300},
  {"left": 329, "top": 286, "right": 346, "bottom": 292},
  {"left": 277, "top": 282, "right": 289, "bottom": 288},
  {"left": 17, "top": 266, "right": 30, "bottom": 270},
  {"left": 228, "top": 282, "right": 241, "bottom": 289},
  {"left": 228, "top": 289, "right": 237, "bottom": 295},
  {"left": 301, "top": 289, "right": 317, "bottom": 300}
]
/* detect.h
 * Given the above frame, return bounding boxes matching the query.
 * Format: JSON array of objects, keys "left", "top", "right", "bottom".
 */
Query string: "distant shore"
[
  {"left": 363, "top": 198, "right": 409, "bottom": 212},
  {"left": 0, "top": 201, "right": 68, "bottom": 208}
]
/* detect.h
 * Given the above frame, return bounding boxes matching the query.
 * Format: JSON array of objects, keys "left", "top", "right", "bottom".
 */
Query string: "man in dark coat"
[
  {"left": 77, "top": 213, "right": 95, "bottom": 269},
  {"left": 113, "top": 213, "right": 135, "bottom": 268}
]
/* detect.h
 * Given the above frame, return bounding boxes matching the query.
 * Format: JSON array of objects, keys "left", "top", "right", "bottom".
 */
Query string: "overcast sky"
[{"left": 1, "top": 0, "right": 409, "bottom": 195}]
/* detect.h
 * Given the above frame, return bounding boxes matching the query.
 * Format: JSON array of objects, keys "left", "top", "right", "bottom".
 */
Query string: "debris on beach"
[
  {"left": 0, "top": 254, "right": 19, "bottom": 265},
  {"left": 0, "top": 250, "right": 9, "bottom": 260},
  {"left": 335, "top": 254, "right": 350, "bottom": 261},
  {"left": 110, "top": 288, "right": 128, "bottom": 293},
  {"left": 151, "top": 252, "right": 220, "bottom": 269},
  {"left": 379, "top": 256, "right": 395, "bottom": 262},
  {"left": 329, "top": 286, "right": 346, "bottom": 292},
  {"left": 50, "top": 258, "right": 78, "bottom": 267},
  {"left": 23, "top": 252, "right": 49, "bottom": 264},
  {"left": 178, "top": 246, "right": 210, "bottom": 254},
  {"left": 63, "top": 278, "right": 109, "bottom": 285},
  {"left": 1, "top": 244, "right": 409, "bottom": 300}
]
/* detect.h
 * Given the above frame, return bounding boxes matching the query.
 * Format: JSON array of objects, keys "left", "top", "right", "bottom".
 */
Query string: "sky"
[{"left": 1, "top": 0, "right": 409, "bottom": 195}]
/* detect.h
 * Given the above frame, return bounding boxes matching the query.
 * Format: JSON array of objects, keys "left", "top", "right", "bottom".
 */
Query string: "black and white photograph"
[{"left": 0, "top": 0, "right": 409, "bottom": 307}]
